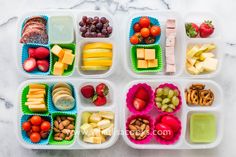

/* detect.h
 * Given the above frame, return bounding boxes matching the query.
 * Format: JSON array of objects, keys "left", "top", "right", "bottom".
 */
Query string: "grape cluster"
[{"left": 79, "top": 16, "right": 113, "bottom": 38}]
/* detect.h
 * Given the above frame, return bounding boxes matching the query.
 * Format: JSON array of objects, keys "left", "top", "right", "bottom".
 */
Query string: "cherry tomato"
[
  {"left": 30, "top": 116, "right": 42, "bottom": 126},
  {"left": 134, "top": 32, "right": 143, "bottom": 43},
  {"left": 133, "top": 22, "right": 141, "bottom": 32},
  {"left": 150, "top": 26, "right": 161, "bottom": 36},
  {"left": 140, "top": 28, "right": 150, "bottom": 38},
  {"left": 30, "top": 132, "right": 41, "bottom": 143},
  {"left": 22, "top": 121, "right": 31, "bottom": 131},
  {"left": 40, "top": 131, "right": 49, "bottom": 139},
  {"left": 139, "top": 16, "right": 150, "bottom": 28},
  {"left": 41, "top": 121, "right": 51, "bottom": 132},
  {"left": 144, "top": 36, "right": 155, "bottom": 44},
  {"left": 155, "top": 123, "right": 174, "bottom": 140},
  {"left": 32, "top": 125, "right": 41, "bottom": 132},
  {"left": 130, "top": 35, "right": 139, "bottom": 44},
  {"left": 161, "top": 115, "right": 180, "bottom": 133},
  {"left": 26, "top": 130, "right": 33, "bottom": 137}
]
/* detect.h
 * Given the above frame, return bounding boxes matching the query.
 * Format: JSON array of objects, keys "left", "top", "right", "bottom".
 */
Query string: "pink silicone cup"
[
  {"left": 154, "top": 83, "right": 182, "bottom": 114},
  {"left": 126, "top": 114, "right": 154, "bottom": 144},
  {"left": 154, "top": 114, "right": 182, "bottom": 145},
  {"left": 126, "top": 83, "right": 154, "bottom": 114}
]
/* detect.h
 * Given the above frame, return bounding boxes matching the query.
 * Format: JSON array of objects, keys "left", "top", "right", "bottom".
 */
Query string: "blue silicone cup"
[
  {"left": 48, "top": 83, "right": 77, "bottom": 114},
  {"left": 21, "top": 44, "right": 52, "bottom": 75},
  {"left": 21, "top": 114, "right": 52, "bottom": 145},
  {"left": 21, "top": 15, "right": 49, "bottom": 46},
  {"left": 129, "top": 16, "right": 161, "bottom": 45}
]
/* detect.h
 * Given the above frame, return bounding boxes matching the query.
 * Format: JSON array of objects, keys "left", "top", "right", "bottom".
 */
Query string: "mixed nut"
[
  {"left": 128, "top": 117, "right": 150, "bottom": 140},
  {"left": 185, "top": 84, "right": 214, "bottom": 106},
  {"left": 53, "top": 115, "right": 75, "bottom": 141}
]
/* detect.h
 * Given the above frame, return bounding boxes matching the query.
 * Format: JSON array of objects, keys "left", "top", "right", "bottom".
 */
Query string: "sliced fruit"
[
  {"left": 83, "top": 42, "right": 112, "bottom": 50},
  {"left": 133, "top": 98, "right": 146, "bottom": 111},
  {"left": 81, "top": 112, "right": 92, "bottom": 124},
  {"left": 135, "top": 87, "right": 149, "bottom": 102},
  {"left": 93, "top": 95, "right": 107, "bottom": 106},
  {"left": 34, "top": 47, "right": 50, "bottom": 59},
  {"left": 96, "top": 83, "right": 109, "bottom": 97},
  {"left": 81, "top": 66, "right": 110, "bottom": 71},
  {"left": 23, "top": 58, "right": 37, "bottom": 72},
  {"left": 83, "top": 51, "right": 112, "bottom": 58},
  {"left": 81, "top": 85, "right": 95, "bottom": 99},
  {"left": 28, "top": 48, "right": 36, "bottom": 58},
  {"left": 83, "top": 58, "right": 112, "bottom": 66},
  {"left": 37, "top": 60, "right": 49, "bottom": 72}
]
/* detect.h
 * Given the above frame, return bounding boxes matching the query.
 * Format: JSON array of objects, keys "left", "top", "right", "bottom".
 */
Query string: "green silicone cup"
[
  {"left": 49, "top": 112, "right": 77, "bottom": 145},
  {"left": 130, "top": 44, "right": 163, "bottom": 73},
  {"left": 21, "top": 84, "right": 49, "bottom": 115},
  {"left": 50, "top": 43, "right": 76, "bottom": 76}
]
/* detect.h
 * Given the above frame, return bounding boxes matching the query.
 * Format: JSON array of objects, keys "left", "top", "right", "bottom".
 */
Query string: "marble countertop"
[{"left": 1, "top": 0, "right": 236, "bottom": 156}]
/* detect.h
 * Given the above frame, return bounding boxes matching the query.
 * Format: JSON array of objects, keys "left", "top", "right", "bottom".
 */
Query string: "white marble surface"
[{"left": 0, "top": 0, "right": 236, "bottom": 156}]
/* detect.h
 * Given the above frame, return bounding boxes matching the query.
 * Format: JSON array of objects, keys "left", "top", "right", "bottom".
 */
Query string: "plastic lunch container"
[
  {"left": 122, "top": 79, "right": 223, "bottom": 149},
  {"left": 124, "top": 11, "right": 222, "bottom": 78},
  {"left": 16, "top": 79, "right": 119, "bottom": 149},
  {"left": 16, "top": 10, "right": 117, "bottom": 78}
]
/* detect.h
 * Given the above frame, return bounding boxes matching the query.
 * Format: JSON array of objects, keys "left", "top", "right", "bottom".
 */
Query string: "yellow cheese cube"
[
  {"left": 28, "top": 104, "right": 47, "bottom": 112},
  {"left": 58, "top": 58, "right": 69, "bottom": 70},
  {"left": 63, "top": 49, "right": 72, "bottom": 54},
  {"left": 51, "top": 45, "right": 65, "bottom": 58},
  {"left": 137, "top": 60, "right": 148, "bottom": 69},
  {"left": 61, "top": 50, "right": 75, "bottom": 65},
  {"left": 136, "top": 48, "right": 145, "bottom": 59},
  {"left": 148, "top": 59, "right": 158, "bottom": 68},
  {"left": 53, "top": 62, "right": 64, "bottom": 75},
  {"left": 144, "top": 49, "right": 155, "bottom": 60}
]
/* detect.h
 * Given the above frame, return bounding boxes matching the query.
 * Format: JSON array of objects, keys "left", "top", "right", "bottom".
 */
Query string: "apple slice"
[
  {"left": 23, "top": 58, "right": 37, "bottom": 72},
  {"left": 81, "top": 66, "right": 110, "bottom": 71}
]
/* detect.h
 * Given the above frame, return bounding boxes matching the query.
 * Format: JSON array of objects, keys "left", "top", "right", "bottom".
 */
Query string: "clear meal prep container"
[
  {"left": 16, "top": 10, "right": 117, "bottom": 78},
  {"left": 124, "top": 11, "right": 222, "bottom": 78},
  {"left": 16, "top": 79, "right": 119, "bottom": 149}
]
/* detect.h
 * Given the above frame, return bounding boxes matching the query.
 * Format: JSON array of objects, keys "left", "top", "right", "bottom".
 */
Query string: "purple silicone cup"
[
  {"left": 126, "top": 114, "right": 154, "bottom": 144},
  {"left": 126, "top": 83, "right": 154, "bottom": 114},
  {"left": 154, "top": 83, "right": 182, "bottom": 114},
  {"left": 154, "top": 114, "right": 182, "bottom": 145}
]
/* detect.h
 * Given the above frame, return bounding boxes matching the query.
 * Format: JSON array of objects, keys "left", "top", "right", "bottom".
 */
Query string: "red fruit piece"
[
  {"left": 40, "top": 121, "right": 51, "bottom": 132},
  {"left": 32, "top": 125, "right": 41, "bottom": 132},
  {"left": 28, "top": 48, "right": 36, "bottom": 58},
  {"left": 23, "top": 58, "right": 37, "bottom": 72},
  {"left": 22, "top": 121, "right": 31, "bottom": 131},
  {"left": 37, "top": 60, "right": 49, "bottom": 72},
  {"left": 30, "top": 115, "right": 42, "bottom": 126},
  {"left": 81, "top": 85, "right": 95, "bottom": 99},
  {"left": 133, "top": 98, "right": 146, "bottom": 111},
  {"left": 34, "top": 47, "right": 49, "bottom": 59},
  {"left": 150, "top": 25, "right": 161, "bottom": 37},
  {"left": 155, "top": 123, "right": 174, "bottom": 140},
  {"left": 139, "top": 16, "right": 150, "bottom": 28},
  {"left": 161, "top": 115, "right": 180, "bottom": 133},
  {"left": 144, "top": 36, "right": 155, "bottom": 44},
  {"left": 135, "top": 87, "right": 149, "bottom": 102},
  {"left": 134, "top": 32, "right": 143, "bottom": 43},
  {"left": 199, "top": 20, "right": 214, "bottom": 38},
  {"left": 185, "top": 23, "right": 199, "bottom": 38},
  {"left": 93, "top": 95, "right": 107, "bottom": 106},
  {"left": 130, "top": 35, "right": 139, "bottom": 45},
  {"left": 40, "top": 131, "right": 49, "bottom": 139},
  {"left": 96, "top": 83, "right": 109, "bottom": 96},
  {"left": 133, "top": 22, "right": 141, "bottom": 32},
  {"left": 30, "top": 132, "right": 41, "bottom": 143}
]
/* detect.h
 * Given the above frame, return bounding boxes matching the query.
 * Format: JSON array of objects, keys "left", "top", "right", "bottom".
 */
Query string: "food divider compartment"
[
  {"left": 16, "top": 79, "right": 119, "bottom": 149},
  {"left": 121, "top": 79, "right": 223, "bottom": 149},
  {"left": 16, "top": 10, "right": 116, "bottom": 78}
]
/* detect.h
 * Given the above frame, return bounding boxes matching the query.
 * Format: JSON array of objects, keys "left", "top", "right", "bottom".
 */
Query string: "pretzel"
[
  {"left": 190, "top": 89, "right": 199, "bottom": 105},
  {"left": 190, "top": 83, "right": 205, "bottom": 90},
  {"left": 199, "top": 90, "right": 214, "bottom": 106}
]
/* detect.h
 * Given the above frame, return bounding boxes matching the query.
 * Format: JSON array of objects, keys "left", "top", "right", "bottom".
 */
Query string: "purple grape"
[
  {"left": 79, "top": 21, "right": 85, "bottom": 27},
  {"left": 91, "top": 32, "right": 97, "bottom": 37},
  {"left": 93, "top": 16, "right": 99, "bottom": 24},
  {"left": 82, "top": 16, "right": 87, "bottom": 23},
  {"left": 90, "top": 25, "right": 96, "bottom": 32},
  {"left": 96, "top": 22, "right": 103, "bottom": 30},
  {"left": 101, "top": 28, "right": 107, "bottom": 35},
  {"left": 100, "top": 17, "right": 107, "bottom": 24},
  {"left": 107, "top": 26, "right": 112, "bottom": 34},
  {"left": 103, "top": 22, "right": 109, "bottom": 28},
  {"left": 80, "top": 26, "right": 87, "bottom": 33},
  {"left": 97, "top": 33, "right": 103, "bottom": 37},
  {"left": 85, "top": 32, "right": 90, "bottom": 37}
]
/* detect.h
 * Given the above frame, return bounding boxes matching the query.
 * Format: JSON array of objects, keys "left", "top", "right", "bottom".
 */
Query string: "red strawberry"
[
  {"left": 37, "top": 60, "right": 49, "bottom": 72},
  {"left": 23, "top": 58, "right": 37, "bottom": 72},
  {"left": 133, "top": 98, "right": 146, "bottom": 111},
  {"left": 34, "top": 47, "right": 50, "bottom": 59},
  {"left": 135, "top": 87, "right": 149, "bottom": 102},
  {"left": 81, "top": 85, "right": 95, "bottom": 99},
  {"left": 185, "top": 23, "right": 199, "bottom": 38},
  {"left": 199, "top": 20, "right": 214, "bottom": 38},
  {"left": 28, "top": 48, "right": 36, "bottom": 58},
  {"left": 96, "top": 83, "right": 109, "bottom": 97},
  {"left": 93, "top": 95, "right": 107, "bottom": 106}
]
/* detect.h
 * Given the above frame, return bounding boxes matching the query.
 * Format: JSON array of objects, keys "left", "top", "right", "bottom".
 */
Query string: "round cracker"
[
  {"left": 54, "top": 94, "right": 75, "bottom": 111},
  {"left": 53, "top": 90, "right": 72, "bottom": 103},
  {"left": 53, "top": 82, "right": 71, "bottom": 91},
  {"left": 52, "top": 87, "right": 72, "bottom": 96}
]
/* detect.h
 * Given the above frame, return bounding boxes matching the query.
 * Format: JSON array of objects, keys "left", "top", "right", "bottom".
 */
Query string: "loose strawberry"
[
  {"left": 23, "top": 58, "right": 37, "bottom": 72},
  {"left": 93, "top": 95, "right": 107, "bottom": 106},
  {"left": 199, "top": 20, "right": 214, "bottom": 38},
  {"left": 37, "top": 60, "right": 49, "bottom": 72},
  {"left": 135, "top": 87, "right": 149, "bottom": 102},
  {"left": 133, "top": 98, "right": 146, "bottom": 111},
  {"left": 28, "top": 48, "right": 36, "bottom": 58},
  {"left": 81, "top": 85, "right": 95, "bottom": 99},
  {"left": 185, "top": 23, "right": 199, "bottom": 38},
  {"left": 34, "top": 47, "right": 50, "bottom": 59},
  {"left": 96, "top": 83, "right": 109, "bottom": 97}
]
